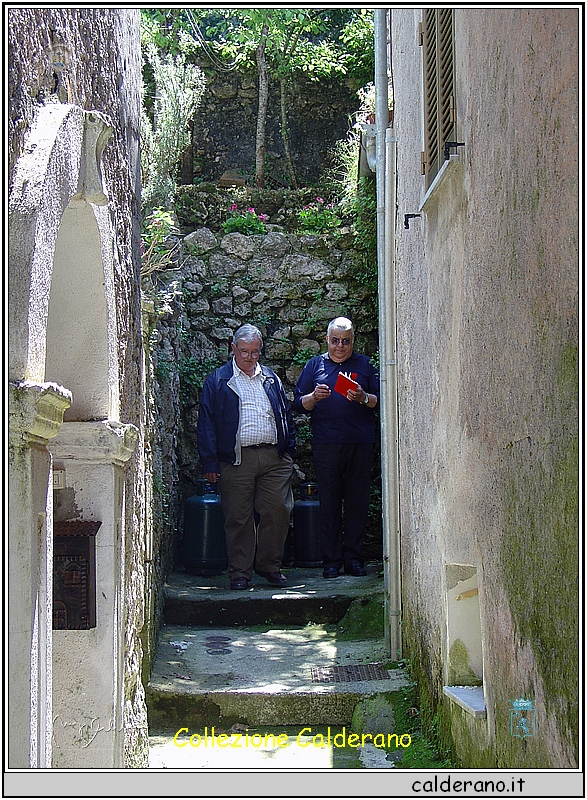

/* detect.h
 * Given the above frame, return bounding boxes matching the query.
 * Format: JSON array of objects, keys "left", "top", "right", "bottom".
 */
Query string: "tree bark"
[
  {"left": 255, "top": 23, "right": 269, "bottom": 188},
  {"left": 280, "top": 78, "right": 298, "bottom": 189},
  {"left": 180, "top": 117, "right": 194, "bottom": 186}
]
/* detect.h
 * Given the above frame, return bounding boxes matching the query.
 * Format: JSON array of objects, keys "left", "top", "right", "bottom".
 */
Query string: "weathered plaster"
[
  {"left": 9, "top": 8, "right": 148, "bottom": 768},
  {"left": 392, "top": 8, "right": 578, "bottom": 768}
]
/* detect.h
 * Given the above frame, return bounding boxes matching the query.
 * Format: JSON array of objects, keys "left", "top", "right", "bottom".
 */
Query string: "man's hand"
[
  {"left": 348, "top": 386, "right": 368, "bottom": 404},
  {"left": 302, "top": 383, "right": 331, "bottom": 410},
  {"left": 204, "top": 472, "right": 220, "bottom": 483}
]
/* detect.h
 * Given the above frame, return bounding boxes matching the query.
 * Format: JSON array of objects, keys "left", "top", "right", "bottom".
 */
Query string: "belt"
[{"left": 244, "top": 443, "right": 276, "bottom": 449}]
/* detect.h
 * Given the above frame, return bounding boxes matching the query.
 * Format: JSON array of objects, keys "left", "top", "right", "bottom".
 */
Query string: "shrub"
[
  {"left": 297, "top": 197, "right": 341, "bottom": 234},
  {"left": 221, "top": 205, "right": 269, "bottom": 236},
  {"left": 141, "top": 208, "right": 180, "bottom": 284}
]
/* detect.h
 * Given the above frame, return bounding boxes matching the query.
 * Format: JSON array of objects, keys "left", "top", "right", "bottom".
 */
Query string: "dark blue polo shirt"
[{"left": 293, "top": 352, "right": 380, "bottom": 444}]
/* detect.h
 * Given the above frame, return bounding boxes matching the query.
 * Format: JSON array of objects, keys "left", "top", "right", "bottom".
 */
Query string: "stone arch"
[
  {"left": 9, "top": 102, "right": 119, "bottom": 421},
  {"left": 8, "top": 101, "right": 135, "bottom": 769}
]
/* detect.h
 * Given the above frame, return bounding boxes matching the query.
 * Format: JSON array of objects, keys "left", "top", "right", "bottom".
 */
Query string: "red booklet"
[{"left": 333, "top": 371, "right": 358, "bottom": 398}]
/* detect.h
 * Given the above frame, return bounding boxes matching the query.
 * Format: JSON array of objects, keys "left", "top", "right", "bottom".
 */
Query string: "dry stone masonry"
[{"left": 147, "top": 202, "right": 381, "bottom": 574}]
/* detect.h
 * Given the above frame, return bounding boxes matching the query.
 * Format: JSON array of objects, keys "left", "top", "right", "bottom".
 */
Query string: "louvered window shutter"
[{"left": 423, "top": 9, "right": 455, "bottom": 185}]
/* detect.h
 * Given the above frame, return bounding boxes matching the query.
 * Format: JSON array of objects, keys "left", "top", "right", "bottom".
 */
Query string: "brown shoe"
[{"left": 256, "top": 570, "right": 287, "bottom": 587}]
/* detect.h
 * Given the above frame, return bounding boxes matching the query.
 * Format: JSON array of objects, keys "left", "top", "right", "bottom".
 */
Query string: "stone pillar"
[
  {"left": 8, "top": 381, "right": 72, "bottom": 768},
  {"left": 49, "top": 421, "right": 138, "bottom": 768}
]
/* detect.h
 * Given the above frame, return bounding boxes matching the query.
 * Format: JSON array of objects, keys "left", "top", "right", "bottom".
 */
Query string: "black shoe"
[
  {"left": 344, "top": 561, "right": 367, "bottom": 577},
  {"left": 322, "top": 566, "right": 340, "bottom": 579},
  {"left": 230, "top": 577, "right": 249, "bottom": 590},
  {"left": 256, "top": 570, "right": 287, "bottom": 587}
]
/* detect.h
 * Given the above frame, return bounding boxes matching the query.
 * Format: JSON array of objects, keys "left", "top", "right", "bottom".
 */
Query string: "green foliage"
[
  {"left": 141, "top": 44, "right": 206, "bottom": 211},
  {"left": 179, "top": 356, "right": 223, "bottom": 403},
  {"left": 173, "top": 8, "right": 373, "bottom": 84},
  {"left": 297, "top": 197, "right": 341, "bottom": 234},
  {"left": 295, "top": 419, "right": 312, "bottom": 446},
  {"left": 352, "top": 178, "right": 377, "bottom": 257},
  {"left": 141, "top": 9, "right": 187, "bottom": 54},
  {"left": 183, "top": 9, "right": 347, "bottom": 78},
  {"left": 155, "top": 353, "right": 173, "bottom": 384},
  {"left": 292, "top": 346, "right": 318, "bottom": 367},
  {"left": 388, "top": 682, "right": 456, "bottom": 769},
  {"left": 209, "top": 278, "right": 229, "bottom": 297},
  {"left": 141, "top": 208, "right": 180, "bottom": 284},
  {"left": 322, "top": 125, "right": 361, "bottom": 204},
  {"left": 322, "top": 83, "right": 377, "bottom": 204},
  {"left": 368, "top": 484, "right": 382, "bottom": 524},
  {"left": 336, "top": 177, "right": 378, "bottom": 317},
  {"left": 181, "top": 287, "right": 194, "bottom": 305},
  {"left": 339, "top": 11, "right": 375, "bottom": 84},
  {"left": 222, "top": 205, "right": 269, "bottom": 236},
  {"left": 252, "top": 312, "right": 273, "bottom": 329}
]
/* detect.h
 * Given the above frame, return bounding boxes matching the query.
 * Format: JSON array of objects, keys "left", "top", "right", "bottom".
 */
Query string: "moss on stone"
[
  {"left": 335, "top": 593, "right": 384, "bottom": 640},
  {"left": 501, "top": 342, "right": 578, "bottom": 761},
  {"left": 448, "top": 639, "right": 482, "bottom": 686}
]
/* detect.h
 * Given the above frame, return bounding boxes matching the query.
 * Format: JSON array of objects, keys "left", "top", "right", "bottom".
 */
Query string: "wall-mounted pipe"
[{"left": 374, "top": 8, "right": 402, "bottom": 660}]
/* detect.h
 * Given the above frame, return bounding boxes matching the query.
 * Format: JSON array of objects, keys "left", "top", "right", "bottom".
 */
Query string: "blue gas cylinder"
[
  {"left": 183, "top": 479, "right": 228, "bottom": 576},
  {"left": 293, "top": 482, "right": 322, "bottom": 567}
]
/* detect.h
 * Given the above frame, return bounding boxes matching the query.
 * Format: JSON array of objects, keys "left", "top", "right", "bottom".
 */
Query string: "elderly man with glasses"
[
  {"left": 294, "top": 317, "right": 379, "bottom": 579},
  {"left": 197, "top": 324, "right": 296, "bottom": 590}
]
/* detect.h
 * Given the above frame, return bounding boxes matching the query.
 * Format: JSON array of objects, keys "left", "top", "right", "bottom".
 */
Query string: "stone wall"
[
  {"left": 147, "top": 205, "right": 382, "bottom": 575},
  {"left": 183, "top": 59, "right": 362, "bottom": 186}
]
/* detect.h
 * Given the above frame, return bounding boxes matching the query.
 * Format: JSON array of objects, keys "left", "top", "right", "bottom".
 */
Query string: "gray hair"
[
  {"left": 327, "top": 316, "right": 354, "bottom": 337},
  {"left": 233, "top": 324, "right": 263, "bottom": 348}
]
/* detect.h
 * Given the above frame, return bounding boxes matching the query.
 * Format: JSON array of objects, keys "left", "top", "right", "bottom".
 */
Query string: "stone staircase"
[{"left": 146, "top": 563, "right": 410, "bottom": 768}]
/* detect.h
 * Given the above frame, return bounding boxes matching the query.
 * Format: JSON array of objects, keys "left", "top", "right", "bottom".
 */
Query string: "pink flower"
[
  {"left": 247, "top": 207, "right": 255, "bottom": 213},
  {"left": 259, "top": 214, "right": 269, "bottom": 221},
  {"left": 230, "top": 204, "right": 238, "bottom": 211},
  {"left": 316, "top": 197, "right": 324, "bottom": 203}
]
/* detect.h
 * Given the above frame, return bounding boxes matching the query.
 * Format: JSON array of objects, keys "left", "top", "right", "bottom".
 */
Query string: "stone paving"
[{"left": 147, "top": 562, "right": 409, "bottom": 769}]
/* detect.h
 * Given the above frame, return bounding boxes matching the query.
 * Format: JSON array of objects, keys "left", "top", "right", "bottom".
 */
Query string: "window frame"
[{"left": 422, "top": 8, "right": 456, "bottom": 187}]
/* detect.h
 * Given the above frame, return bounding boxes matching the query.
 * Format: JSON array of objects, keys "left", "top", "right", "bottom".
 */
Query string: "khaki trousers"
[{"left": 219, "top": 446, "right": 294, "bottom": 580}]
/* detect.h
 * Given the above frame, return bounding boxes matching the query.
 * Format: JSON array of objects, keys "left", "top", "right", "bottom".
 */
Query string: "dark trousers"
[
  {"left": 219, "top": 446, "right": 294, "bottom": 580},
  {"left": 312, "top": 442, "right": 374, "bottom": 568}
]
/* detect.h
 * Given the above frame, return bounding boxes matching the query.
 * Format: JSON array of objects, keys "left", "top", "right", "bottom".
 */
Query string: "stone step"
[
  {"left": 162, "top": 562, "right": 385, "bottom": 627},
  {"left": 147, "top": 562, "right": 408, "bottom": 751},
  {"left": 146, "top": 623, "right": 409, "bottom": 731}
]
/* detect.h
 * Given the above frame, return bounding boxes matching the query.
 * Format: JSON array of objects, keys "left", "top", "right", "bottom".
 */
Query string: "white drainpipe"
[{"left": 374, "top": 8, "right": 402, "bottom": 659}]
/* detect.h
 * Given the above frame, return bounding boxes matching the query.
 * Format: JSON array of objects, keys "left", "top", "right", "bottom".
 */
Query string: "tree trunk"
[
  {"left": 255, "top": 23, "right": 269, "bottom": 189},
  {"left": 180, "top": 117, "right": 194, "bottom": 186},
  {"left": 280, "top": 78, "right": 298, "bottom": 189}
]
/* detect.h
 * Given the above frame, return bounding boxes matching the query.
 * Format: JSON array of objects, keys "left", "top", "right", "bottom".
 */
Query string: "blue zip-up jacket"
[{"left": 197, "top": 360, "right": 296, "bottom": 474}]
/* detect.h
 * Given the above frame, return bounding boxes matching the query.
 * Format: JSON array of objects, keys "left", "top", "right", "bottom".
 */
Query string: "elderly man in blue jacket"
[
  {"left": 294, "top": 317, "right": 379, "bottom": 579},
  {"left": 197, "top": 324, "right": 296, "bottom": 590}
]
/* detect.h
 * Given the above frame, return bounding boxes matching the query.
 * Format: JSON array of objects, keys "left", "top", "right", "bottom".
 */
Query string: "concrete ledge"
[
  {"left": 419, "top": 154, "right": 461, "bottom": 212},
  {"left": 443, "top": 685, "right": 486, "bottom": 718}
]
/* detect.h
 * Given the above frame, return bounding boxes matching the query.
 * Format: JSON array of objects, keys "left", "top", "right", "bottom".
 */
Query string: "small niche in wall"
[{"left": 443, "top": 564, "right": 486, "bottom": 718}]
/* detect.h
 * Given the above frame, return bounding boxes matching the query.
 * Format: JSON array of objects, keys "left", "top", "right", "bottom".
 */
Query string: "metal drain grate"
[
  {"left": 204, "top": 635, "right": 232, "bottom": 655},
  {"left": 310, "top": 664, "right": 391, "bottom": 683}
]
